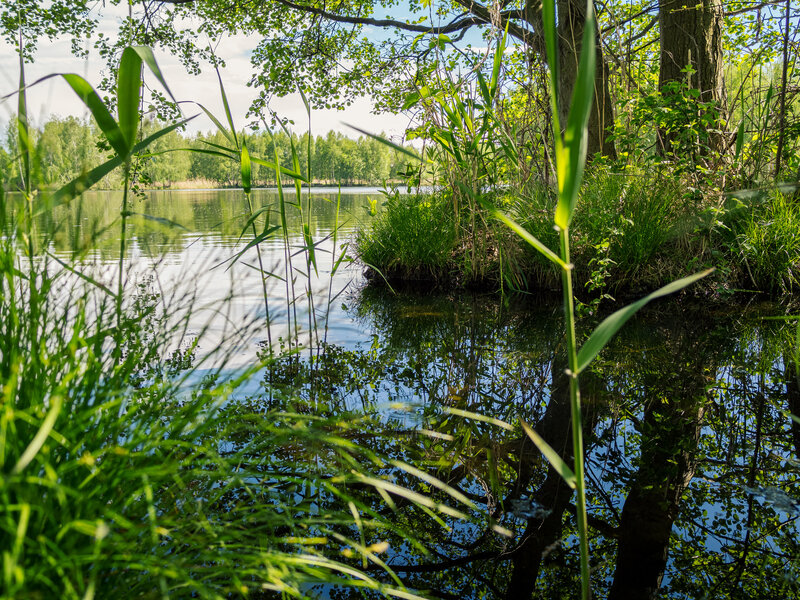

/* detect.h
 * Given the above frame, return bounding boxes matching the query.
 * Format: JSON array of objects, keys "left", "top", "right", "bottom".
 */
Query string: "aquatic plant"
[{"left": 494, "top": 1, "right": 711, "bottom": 596}]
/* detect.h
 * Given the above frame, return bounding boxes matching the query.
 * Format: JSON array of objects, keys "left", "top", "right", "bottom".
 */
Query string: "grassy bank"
[{"left": 356, "top": 171, "right": 800, "bottom": 301}]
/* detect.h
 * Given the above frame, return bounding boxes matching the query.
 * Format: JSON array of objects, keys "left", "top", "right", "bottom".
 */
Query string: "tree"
[
  {"left": 93, "top": 0, "right": 618, "bottom": 158},
  {"left": 657, "top": 0, "right": 726, "bottom": 155}
]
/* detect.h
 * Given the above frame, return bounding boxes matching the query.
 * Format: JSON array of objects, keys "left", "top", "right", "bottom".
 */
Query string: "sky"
[{"left": 0, "top": 3, "right": 413, "bottom": 141}]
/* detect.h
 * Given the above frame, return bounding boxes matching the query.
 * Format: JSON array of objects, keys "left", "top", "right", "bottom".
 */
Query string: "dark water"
[{"left": 45, "top": 189, "right": 800, "bottom": 598}]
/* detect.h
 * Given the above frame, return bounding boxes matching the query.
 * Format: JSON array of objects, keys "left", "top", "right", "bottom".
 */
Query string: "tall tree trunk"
[
  {"left": 557, "top": 0, "right": 617, "bottom": 159},
  {"left": 658, "top": 0, "right": 726, "bottom": 155}
]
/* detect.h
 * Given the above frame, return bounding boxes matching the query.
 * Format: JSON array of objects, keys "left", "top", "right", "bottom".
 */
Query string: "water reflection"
[
  {"left": 36, "top": 190, "right": 800, "bottom": 597},
  {"left": 267, "top": 289, "right": 800, "bottom": 598}
]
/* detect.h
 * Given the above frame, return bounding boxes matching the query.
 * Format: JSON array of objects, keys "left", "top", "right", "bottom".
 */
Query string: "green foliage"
[
  {"left": 1, "top": 119, "right": 405, "bottom": 189},
  {"left": 1, "top": 44, "right": 475, "bottom": 600}
]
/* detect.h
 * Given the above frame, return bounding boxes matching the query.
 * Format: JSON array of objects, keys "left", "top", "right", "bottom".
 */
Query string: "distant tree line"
[{"left": 0, "top": 116, "right": 410, "bottom": 189}]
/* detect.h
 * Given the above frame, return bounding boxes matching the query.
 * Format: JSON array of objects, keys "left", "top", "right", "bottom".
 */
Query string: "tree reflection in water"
[{"left": 261, "top": 289, "right": 800, "bottom": 599}]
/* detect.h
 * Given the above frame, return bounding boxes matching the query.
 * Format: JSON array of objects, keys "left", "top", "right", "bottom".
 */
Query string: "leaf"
[
  {"left": 520, "top": 419, "right": 576, "bottom": 489},
  {"left": 489, "top": 28, "right": 507, "bottom": 99},
  {"left": 249, "top": 156, "right": 308, "bottom": 182},
  {"left": 554, "top": 0, "right": 596, "bottom": 229},
  {"left": 13, "top": 395, "right": 63, "bottom": 474},
  {"left": 494, "top": 211, "right": 566, "bottom": 268},
  {"left": 17, "top": 43, "right": 30, "bottom": 191},
  {"left": 61, "top": 74, "right": 128, "bottom": 157},
  {"left": 541, "top": 0, "right": 560, "bottom": 137},
  {"left": 117, "top": 47, "right": 144, "bottom": 153},
  {"left": 240, "top": 141, "right": 252, "bottom": 194},
  {"left": 46, "top": 251, "right": 117, "bottom": 297},
  {"left": 51, "top": 153, "right": 125, "bottom": 205},
  {"left": 216, "top": 69, "right": 238, "bottom": 149},
  {"left": 129, "top": 46, "right": 177, "bottom": 105},
  {"left": 192, "top": 101, "right": 235, "bottom": 145},
  {"left": 576, "top": 269, "right": 714, "bottom": 373},
  {"left": 344, "top": 124, "right": 422, "bottom": 162},
  {"left": 52, "top": 115, "right": 196, "bottom": 205},
  {"left": 133, "top": 213, "right": 189, "bottom": 230}
]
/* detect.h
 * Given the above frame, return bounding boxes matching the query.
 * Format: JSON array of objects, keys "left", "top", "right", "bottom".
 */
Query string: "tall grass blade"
[
  {"left": 62, "top": 74, "right": 128, "bottom": 157},
  {"left": 489, "top": 29, "right": 506, "bottom": 99},
  {"left": 216, "top": 69, "right": 239, "bottom": 149},
  {"left": 541, "top": 0, "right": 560, "bottom": 137},
  {"left": 240, "top": 142, "right": 252, "bottom": 194},
  {"left": 128, "top": 46, "right": 177, "bottom": 104},
  {"left": 12, "top": 395, "right": 63, "bottom": 474},
  {"left": 17, "top": 42, "right": 30, "bottom": 194},
  {"left": 554, "top": 2, "right": 596, "bottom": 229},
  {"left": 344, "top": 124, "right": 421, "bottom": 162},
  {"left": 494, "top": 212, "right": 565, "bottom": 267},
  {"left": 52, "top": 116, "right": 196, "bottom": 206},
  {"left": 117, "top": 47, "right": 143, "bottom": 152},
  {"left": 520, "top": 419, "right": 576, "bottom": 488}
]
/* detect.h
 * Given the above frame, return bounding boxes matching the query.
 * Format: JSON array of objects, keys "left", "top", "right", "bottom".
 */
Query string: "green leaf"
[
  {"left": 576, "top": 268, "right": 714, "bottom": 373},
  {"left": 520, "top": 419, "right": 576, "bottom": 489},
  {"left": 249, "top": 156, "right": 308, "bottom": 182},
  {"left": 117, "top": 47, "right": 144, "bottom": 153},
  {"left": 240, "top": 141, "right": 252, "bottom": 194},
  {"left": 192, "top": 102, "right": 235, "bottom": 146},
  {"left": 129, "top": 46, "right": 177, "bottom": 105},
  {"left": 17, "top": 44, "right": 30, "bottom": 192},
  {"left": 494, "top": 212, "right": 566, "bottom": 268},
  {"left": 52, "top": 116, "right": 196, "bottom": 205},
  {"left": 344, "top": 124, "right": 422, "bottom": 163},
  {"left": 489, "top": 28, "right": 506, "bottom": 99},
  {"left": 541, "top": 0, "right": 560, "bottom": 137},
  {"left": 45, "top": 251, "right": 117, "bottom": 297},
  {"left": 61, "top": 74, "right": 127, "bottom": 157},
  {"left": 133, "top": 213, "right": 189, "bottom": 230},
  {"left": 13, "top": 395, "right": 63, "bottom": 474},
  {"left": 216, "top": 69, "right": 239, "bottom": 149},
  {"left": 554, "top": 0, "right": 596, "bottom": 229}
]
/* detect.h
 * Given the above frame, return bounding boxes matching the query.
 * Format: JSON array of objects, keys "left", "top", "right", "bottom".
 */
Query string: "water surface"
[{"left": 47, "top": 189, "right": 800, "bottom": 598}]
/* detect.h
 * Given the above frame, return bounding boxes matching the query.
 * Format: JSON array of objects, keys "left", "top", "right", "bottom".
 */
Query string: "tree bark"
[
  {"left": 557, "top": 0, "right": 617, "bottom": 159},
  {"left": 658, "top": 0, "right": 726, "bottom": 154}
]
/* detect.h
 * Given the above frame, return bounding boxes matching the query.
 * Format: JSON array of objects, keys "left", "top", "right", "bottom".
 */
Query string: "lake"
[{"left": 43, "top": 188, "right": 800, "bottom": 598}]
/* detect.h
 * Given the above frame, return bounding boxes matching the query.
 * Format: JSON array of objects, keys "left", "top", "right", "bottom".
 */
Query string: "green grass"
[
  {"left": 1, "top": 43, "right": 473, "bottom": 600},
  {"left": 356, "top": 188, "right": 457, "bottom": 282},
  {"left": 731, "top": 189, "right": 800, "bottom": 294}
]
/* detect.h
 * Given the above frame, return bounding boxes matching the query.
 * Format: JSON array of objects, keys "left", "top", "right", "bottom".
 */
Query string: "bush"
[{"left": 730, "top": 189, "right": 800, "bottom": 294}]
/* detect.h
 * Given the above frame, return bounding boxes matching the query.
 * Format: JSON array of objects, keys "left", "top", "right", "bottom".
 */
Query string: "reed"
[
  {"left": 1, "top": 43, "right": 472, "bottom": 600},
  {"left": 496, "top": 1, "right": 712, "bottom": 597}
]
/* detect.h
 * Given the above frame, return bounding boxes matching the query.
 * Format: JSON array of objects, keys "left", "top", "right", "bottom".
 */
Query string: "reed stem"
[{"left": 559, "top": 225, "right": 591, "bottom": 600}]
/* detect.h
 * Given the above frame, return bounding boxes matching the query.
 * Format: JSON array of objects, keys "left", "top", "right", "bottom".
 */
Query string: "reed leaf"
[
  {"left": 117, "top": 47, "right": 143, "bottom": 152},
  {"left": 554, "top": 1, "right": 596, "bottom": 229},
  {"left": 240, "top": 142, "right": 252, "bottom": 194},
  {"left": 520, "top": 419, "right": 576, "bottom": 489},
  {"left": 216, "top": 69, "right": 239, "bottom": 149},
  {"left": 576, "top": 268, "right": 714, "bottom": 373}
]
